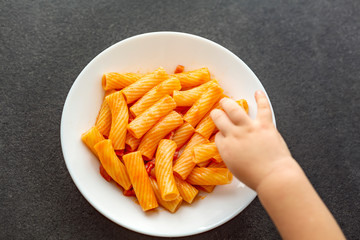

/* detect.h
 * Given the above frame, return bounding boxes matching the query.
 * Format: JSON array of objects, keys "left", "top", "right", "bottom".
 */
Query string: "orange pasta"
[
  {"left": 128, "top": 95, "right": 176, "bottom": 139},
  {"left": 193, "top": 142, "right": 221, "bottom": 164},
  {"left": 94, "top": 139, "right": 131, "bottom": 190},
  {"left": 208, "top": 161, "right": 227, "bottom": 168},
  {"left": 195, "top": 102, "right": 221, "bottom": 139},
  {"left": 149, "top": 177, "right": 182, "bottom": 213},
  {"left": 237, "top": 99, "right": 249, "bottom": 114},
  {"left": 173, "top": 67, "right": 210, "bottom": 89},
  {"left": 122, "top": 67, "right": 169, "bottom": 104},
  {"left": 106, "top": 91, "right": 128, "bottom": 150},
  {"left": 173, "top": 79, "right": 218, "bottom": 107},
  {"left": 155, "top": 140, "right": 179, "bottom": 201},
  {"left": 125, "top": 131, "right": 142, "bottom": 151},
  {"left": 102, "top": 73, "right": 144, "bottom": 90},
  {"left": 196, "top": 159, "right": 212, "bottom": 167},
  {"left": 130, "top": 76, "right": 181, "bottom": 117},
  {"left": 183, "top": 82, "right": 223, "bottom": 127},
  {"left": 196, "top": 185, "right": 216, "bottom": 193},
  {"left": 174, "top": 175, "right": 198, "bottom": 204},
  {"left": 213, "top": 154, "right": 222, "bottom": 162},
  {"left": 187, "top": 168, "right": 233, "bottom": 185},
  {"left": 82, "top": 66, "right": 247, "bottom": 212},
  {"left": 172, "top": 122, "right": 195, "bottom": 149},
  {"left": 138, "top": 111, "right": 183, "bottom": 159},
  {"left": 123, "top": 151, "right": 158, "bottom": 211},
  {"left": 173, "top": 133, "right": 209, "bottom": 180},
  {"left": 95, "top": 90, "right": 116, "bottom": 137},
  {"left": 81, "top": 126, "right": 105, "bottom": 157}
]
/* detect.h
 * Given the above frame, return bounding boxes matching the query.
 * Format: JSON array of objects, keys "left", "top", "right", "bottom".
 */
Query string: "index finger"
[{"left": 220, "top": 98, "right": 251, "bottom": 126}]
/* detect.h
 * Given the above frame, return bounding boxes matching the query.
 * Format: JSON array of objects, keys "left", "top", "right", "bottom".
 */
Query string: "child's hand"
[{"left": 210, "top": 90, "right": 294, "bottom": 190}]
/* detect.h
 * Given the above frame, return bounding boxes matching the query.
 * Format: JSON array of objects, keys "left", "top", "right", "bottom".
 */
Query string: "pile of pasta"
[{"left": 81, "top": 66, "right": 249, "bottom": 213}]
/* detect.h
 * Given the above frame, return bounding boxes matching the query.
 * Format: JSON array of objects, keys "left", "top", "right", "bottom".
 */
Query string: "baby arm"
[{"left": 210, "top": 91, "right": 345, "bottom": 240}]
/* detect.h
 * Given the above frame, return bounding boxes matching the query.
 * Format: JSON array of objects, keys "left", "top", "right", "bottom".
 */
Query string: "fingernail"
[{"left": 256, "top": 90, "right": 264, "bottom": 96}]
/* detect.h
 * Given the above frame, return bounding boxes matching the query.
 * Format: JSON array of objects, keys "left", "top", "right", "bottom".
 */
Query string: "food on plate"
[{"left": 81, "top": 66, "right": 249, "bottom": 212}]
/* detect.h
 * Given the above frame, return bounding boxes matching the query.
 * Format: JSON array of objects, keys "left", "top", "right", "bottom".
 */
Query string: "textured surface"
[{"left": 1, "top": 0, "right": 359, "bottom": 239}]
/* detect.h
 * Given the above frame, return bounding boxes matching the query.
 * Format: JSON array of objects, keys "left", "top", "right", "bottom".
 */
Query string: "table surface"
[{"left": 1, "top": 0, "right": 359, "bottom": 239}]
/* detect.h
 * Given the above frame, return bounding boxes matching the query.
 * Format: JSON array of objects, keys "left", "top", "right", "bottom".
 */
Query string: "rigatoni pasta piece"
[
  {"left": 123, "top": 151, "right": 158, "bottom": 211},
  {"left": 130, "top": 76, "right": 181, "bottom": 117},
  {"left": 208, "top": 161, "right": 227, "bottom": 168},
  {"left": 94, "top": 139, "right": 131, "bottom": 190},
  {"left": 125, "top": 131, "right": 141, "bottom": 151},
  {"left": 149, "top": 177, "right": 182, "bottom": 213},
  {"left": 237, "top": 99, "right": 249, "bottom": 114},
  {"left": 138, "top": 111, "right": 183, "bottom": 159},
  {"left": 155, "top": 140, "right": 180, "bottom": 201},
  {"left": 81, "top": 126, "right": 105, "bottom": 157},
  {"left": 172, "top": 122, "right": 195, "bottom": 149},
  {"left": 102, "top": 73, "right": 144, "bottom": 90},
  {"left": 95, "top": 90, "right": 116, "bottom": 137},
  {"left": 173, "top": 79, "right": 218, "bottom": 107},
  {"left": 173, "top": 133, "right": 209, "bottom": 180},
  {"left": 106, "top": 91, "right": 128, "bottom": 150},
  {"left": 196, "top": 159, "right": 212, "bottom": 167},
  {"left": 187, "top": 168, "right": 233, "bottom": 185},
  {"left": 174, "top": 175, "right": 198, "bottom": 204},
  {"left": 213, "top": 154, "right": 222, "bottom": 162},
  {"left": 193, "top": 142, "right": 221, "bottom": 164},
  {"left": 122, "top": 67, "right": 169, "bottom": 104},
  {"left": 195, "top": 102, "right": 221, "bottom": 139},
  {"left": 183, "top": 82, "right": 223, "bottom": 127},
  {"left": 128, "top": 95, "right": 176, "bottom": 139},
  {"left": 196, "top": 185, "right": 216, "bottom": 193},
  {"left": 173, "top": 67, "right": 210, "bottom": 89}
]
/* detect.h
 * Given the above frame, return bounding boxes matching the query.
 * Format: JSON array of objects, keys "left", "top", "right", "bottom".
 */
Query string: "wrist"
[{"left": 255, "top": 157, "right": 303, "bottom": 193}]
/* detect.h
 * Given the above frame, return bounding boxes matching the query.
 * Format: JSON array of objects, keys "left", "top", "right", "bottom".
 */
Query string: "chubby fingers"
[
  {"left": 255, "top": 90, "right": 273, "bottom": 123},
  {"left": 220, "top": 98, "right": 251, "bottom": 125},
  {"left": 210, "top": 109, "right": 234, "bottom": 136}
]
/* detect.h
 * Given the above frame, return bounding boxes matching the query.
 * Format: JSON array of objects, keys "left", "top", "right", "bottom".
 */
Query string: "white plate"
[{"left": 60, "top": 32, "right": 275, "bottom": 237}]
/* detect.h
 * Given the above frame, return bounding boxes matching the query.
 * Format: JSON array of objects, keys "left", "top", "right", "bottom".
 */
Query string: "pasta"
[
  {"left": 196, "top": 185, "right": 216, "bottom": 193},
  {"left": 106, "top": 91, "right": 128, "bottom": 150},
  {"left": 95, "top": 90, "right": 116, "bottom": 137},
  {"left": 173, "top": 79, "right": 218, "bottom": 107},
  {"left": 102, "top": 72, "right": 144, "bottom": 90},
  {"left": 173, "top": 67, "right": 210, "bottom": 89},
  {"left": 193, "top": 142, "right": 221, "bottom": 164},
  {"left": 81, "top": 66, "right": 247, "bottom": 213},
  {"left": 130, "top": 76, "right": 181, "bottom": 117},
  {"left": 173, "top": 133, "right": 209, "bottom": 180},
  {"left": 81, "top": 126, "right": 105, "bottom": 157},
  {"left": 94, "top": 139, "right": 131, "bottom": 190},
  {"left": 183, "top": 82, "right": 223, "bottom": 127},
  {"left": 174, "top": 175, "right": 198, "bottom": 204},
  {"left": 123, "top": 151, "right": 158, "bottom": 211},
  {"left": 149, "top": 177, "right": 182, "bottom": 213},
  {"left": 172, "top": 122, "right": 195, "bottom": 149},
  {"left": 125, "top": 131, "right": 142, "bottom": 151},
  {"left": 187, "top": 167, "right": 233, "bottom": 185},
  {"left": 138, "top": 111, "right": 183, "bottom": 159},
  {"left": 122, "top": 67, "right": 169, "bottom": 104},
  {"left": 154, "top": 139, "right": 179, "bottom": 201},
  {"left": 128, "top": 95, "right": 176, "bottom": 139}
]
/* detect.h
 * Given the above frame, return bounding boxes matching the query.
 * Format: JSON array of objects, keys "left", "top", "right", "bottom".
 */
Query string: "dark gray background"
[{"left": 1, "top": 0, "right": 359, "bottom": 239}]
